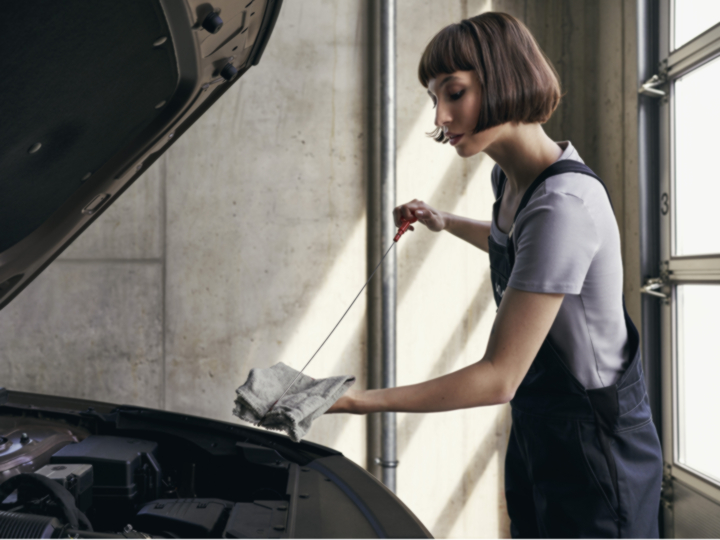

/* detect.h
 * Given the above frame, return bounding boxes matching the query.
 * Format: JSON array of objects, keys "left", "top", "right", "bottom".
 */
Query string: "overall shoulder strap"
[{"left": 493, "top": 166, "right": 508, "bottom": 201}]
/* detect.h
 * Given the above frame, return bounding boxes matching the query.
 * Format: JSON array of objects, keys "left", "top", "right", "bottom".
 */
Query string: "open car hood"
[{"left": 0, "top": 0, "right": 282, "bottom": 310}]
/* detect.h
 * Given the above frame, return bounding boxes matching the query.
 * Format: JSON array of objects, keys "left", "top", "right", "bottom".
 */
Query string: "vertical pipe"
[
  {"left": 367, "top": 0, "right": 397, "bottom": 492},
  {"left": 637, "top": 0, "right": 663, "bottom": 535},
  {"left": 636, "top": 0, "right": 662, "bottom": 440},
  {"left": 380, "top": 0, "right": 397, "bottom": 492},
  {"left": 367, "top": 0, "right": 382, "bottom": 485}
]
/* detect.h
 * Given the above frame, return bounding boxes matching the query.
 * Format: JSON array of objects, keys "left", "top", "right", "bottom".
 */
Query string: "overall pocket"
[{"left": 576, "top": 420, "right": 620, "bottom": 521}]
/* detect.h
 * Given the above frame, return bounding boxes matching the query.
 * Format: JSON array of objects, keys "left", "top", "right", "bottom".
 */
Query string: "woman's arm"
[
  {"left": 327, "top": 287, "right": 564, "bottom": 414},
  {"left": 393, "top": 200, "right": 492, "bottom": 253},
  {"left": 443, "top": 213, "right": 492, "bottom": 253}
]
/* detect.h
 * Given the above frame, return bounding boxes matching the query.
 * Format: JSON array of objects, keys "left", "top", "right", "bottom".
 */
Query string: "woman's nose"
[{"left": 434, "top": 103, "right": 450, "bottom": 128}]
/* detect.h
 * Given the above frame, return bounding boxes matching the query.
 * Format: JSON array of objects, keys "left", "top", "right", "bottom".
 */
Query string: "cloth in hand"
[{"left": 233, "top": 362, "right": 355, "bottom": 442}]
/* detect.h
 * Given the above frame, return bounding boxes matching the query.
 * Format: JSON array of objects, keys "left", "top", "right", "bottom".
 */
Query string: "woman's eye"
[{"left": 450, "top": 90, "right": 464, "bottom": 100}]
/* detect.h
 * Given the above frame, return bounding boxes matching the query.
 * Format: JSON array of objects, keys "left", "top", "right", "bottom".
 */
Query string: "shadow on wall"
[
  {"left": 397, "top": 156, "right": 484, "bottom": 299},
  {"left": 306, "top": 154, "right": 488, "bottom": 451},
  {"left": 160, "top": 0, "right": 373, "bottom": 425},
  {"left": 430, "top": 404, "right": 511, "bottom": 537},
  {"left": 397, "top": 268, "right": 493, "bottom": 457}
]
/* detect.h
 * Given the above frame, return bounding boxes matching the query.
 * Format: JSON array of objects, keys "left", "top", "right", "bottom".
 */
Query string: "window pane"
[
  {"left": 674, "top": 56, "right": 720, "bottom": 256},
  {"left": 676, "top": 284, "right": 720, "bottom": 484},
  {"left": 674, "top": 0, "right": 720, "bottom": 49}
]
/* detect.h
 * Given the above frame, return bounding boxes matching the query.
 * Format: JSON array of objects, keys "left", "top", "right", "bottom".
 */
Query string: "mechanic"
[{"left": 327, "top": 12, "right": 663, "bottom": 538}]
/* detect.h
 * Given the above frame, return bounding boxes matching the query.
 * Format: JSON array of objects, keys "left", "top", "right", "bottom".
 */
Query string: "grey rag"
[{"left": 233, "top": 362, "right": 355, "bottom": 442}]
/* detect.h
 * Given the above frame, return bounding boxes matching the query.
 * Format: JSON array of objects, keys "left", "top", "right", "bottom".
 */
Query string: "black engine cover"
[
  {"left": 50, "top": 435, "right": 161, "bottom": 503},
  {"left": 134, "top": 498, "right": 233, "bottom": 538}
]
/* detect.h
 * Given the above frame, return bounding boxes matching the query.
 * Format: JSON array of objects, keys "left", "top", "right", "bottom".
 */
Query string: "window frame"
[{"left": 652, "top": 0, "right": 720, "bottom": 535}]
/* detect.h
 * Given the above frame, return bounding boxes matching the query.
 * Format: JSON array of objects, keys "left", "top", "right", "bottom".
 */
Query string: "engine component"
[
  {"left": 223, "top": 501, "right": 289, "bottom": 539},
  {"left": 0, "top": 417, "right": 88, "bottom": 483},
  {"left": 35, "top": 464, "right": 93, "bottom": 513},
  {"left": 0, "top": 510, "right": 62, "bottom": 538},
  {"left": 0, "top": 511, "right": 154, "bottom": 539},
  {"left": 133, "top": 498, "right": 233, "bottom": 538},
  {"left": 50, "top": 436, "right": 160, "bottom": 506},
  {"left": 61, "top": 525, "right": 153, "bottom": 539},
  {"left": 0, "top": 473, "right": 92, "bottom": 532}
]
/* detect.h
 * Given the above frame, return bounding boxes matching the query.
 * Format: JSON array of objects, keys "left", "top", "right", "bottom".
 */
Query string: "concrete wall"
[{"left": 0, "top": 1, "right": 640, "bottom": 538}]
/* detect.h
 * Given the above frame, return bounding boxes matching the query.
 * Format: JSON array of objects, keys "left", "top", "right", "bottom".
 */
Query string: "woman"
[{"left": 327, "top": 12, "right": 662, "bottom": 538}]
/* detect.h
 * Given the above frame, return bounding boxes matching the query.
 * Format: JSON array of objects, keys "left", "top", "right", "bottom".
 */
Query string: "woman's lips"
[{"left": 448, "top": 133, "right": 464, "bottom": 146}]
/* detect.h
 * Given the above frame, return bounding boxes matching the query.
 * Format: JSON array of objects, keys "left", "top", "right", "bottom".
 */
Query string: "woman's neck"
[{"left": 483, "top": 123, "right": 563, "bottom": 197}]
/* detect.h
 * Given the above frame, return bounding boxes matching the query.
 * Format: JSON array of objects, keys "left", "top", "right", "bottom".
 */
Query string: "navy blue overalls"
[{"left": 489, "top": 160, "right": 663, "bottom": 538}]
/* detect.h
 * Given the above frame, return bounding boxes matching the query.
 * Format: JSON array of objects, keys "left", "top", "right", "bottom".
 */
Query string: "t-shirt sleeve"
[{"left": 507, "top": 190, "right": 600, "bottom": 295}]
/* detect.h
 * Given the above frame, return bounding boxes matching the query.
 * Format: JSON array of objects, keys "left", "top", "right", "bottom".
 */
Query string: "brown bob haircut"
[{"left": 419, "top": 12, "right": 562, "bottom": 142}]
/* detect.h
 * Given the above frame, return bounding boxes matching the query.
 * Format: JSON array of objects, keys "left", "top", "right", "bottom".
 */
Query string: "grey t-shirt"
[{"left": 490, "top": 141, "right": 630, "bottom": 389}]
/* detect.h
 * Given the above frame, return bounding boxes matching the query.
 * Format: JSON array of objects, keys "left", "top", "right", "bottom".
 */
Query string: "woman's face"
[{"left": 427, "top": 70, "right": 502, "bottom": 158}]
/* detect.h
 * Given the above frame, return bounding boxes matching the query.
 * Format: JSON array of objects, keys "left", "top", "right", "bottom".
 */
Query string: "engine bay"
[{"left": 0, "top": 395, "right": 331, "bottom": 539}]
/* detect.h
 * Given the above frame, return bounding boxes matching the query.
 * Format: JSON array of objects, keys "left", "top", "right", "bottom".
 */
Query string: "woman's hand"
[
  {"left": 393, "top": 200, "right": 446, "bottom": 233},
  {"left": 394, "top": 199, "right": 493, "bottom": 253},
  {"left": 326, "top": 390, "right": 361, "bottom": 414}
]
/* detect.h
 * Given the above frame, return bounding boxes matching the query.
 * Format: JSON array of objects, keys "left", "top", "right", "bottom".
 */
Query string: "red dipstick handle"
[{"left": 394, "top": 216, "right": 417, "bottom": 242}]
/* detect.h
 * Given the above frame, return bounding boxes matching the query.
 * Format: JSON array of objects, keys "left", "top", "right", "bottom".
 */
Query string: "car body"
[{"left": 0, "top": 389, "right": 430, "bottom": 538}]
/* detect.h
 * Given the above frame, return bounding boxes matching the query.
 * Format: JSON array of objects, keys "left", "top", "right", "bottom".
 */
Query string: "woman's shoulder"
[
  {"left": 544, "top": 160, "right": 607, "bottom": 200},
  {"left": 517, "top": 157, "right": 617, "bottom": 249},
  {"left": 538, "top": 159, "right": 613, "bottom": 216},
  {"left": 540, "top": 143, "right": 608, "bottom": 205}
]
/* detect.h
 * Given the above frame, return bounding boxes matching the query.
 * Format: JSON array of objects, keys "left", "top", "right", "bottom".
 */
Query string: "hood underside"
[{"left": 0, "top": 0, "right": 282, "bottom": 310}]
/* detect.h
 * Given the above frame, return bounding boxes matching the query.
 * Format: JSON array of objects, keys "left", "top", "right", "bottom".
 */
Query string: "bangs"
[{"left": 418, "top": 23, "right": 478, "bottom": 88}]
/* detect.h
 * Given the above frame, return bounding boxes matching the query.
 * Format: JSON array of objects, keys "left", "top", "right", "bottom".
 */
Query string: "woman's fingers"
[
  {"left": 401, "top": 205, "right": 416, "bottom": 221},
  {"left": 393, "top": 203, "right": 418, "bottom": 226},
  {"left": 393, "top": 207, "right": 401, "bottom": 227},
  {"left": 393, "top": 200, "right": 443, "bottom": 231}
]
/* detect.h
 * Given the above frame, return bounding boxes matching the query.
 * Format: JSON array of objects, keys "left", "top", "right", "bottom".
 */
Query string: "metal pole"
[
  {"left": 636, "top": 3, "right": 664, "bottom": 534},
  {"left": 636, "top": 0, "right": 662, "bottom": 440},
  {"left": 367, "top": 0, "right": 397, "bottom": 492},
  {"left": 379, "top": 0, "right": 397, "bottom": 492}
]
